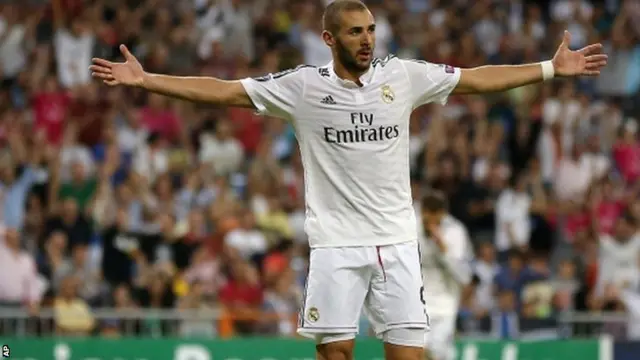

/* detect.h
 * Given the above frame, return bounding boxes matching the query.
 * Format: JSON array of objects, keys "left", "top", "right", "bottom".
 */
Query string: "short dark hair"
[
  {"left": 322, "top": 0, "right": 368, "bottom": 34},
  {"left": 421, "top": 190, "right": 448, "bottom": 213}
]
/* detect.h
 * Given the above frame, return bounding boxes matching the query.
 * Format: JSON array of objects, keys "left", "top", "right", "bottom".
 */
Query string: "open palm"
[
  {"left": 552, "top": 31, "right": 608, "bottom": 77},
  {"left": 90, "top": 45, "right": 145, "bottom": 87}
]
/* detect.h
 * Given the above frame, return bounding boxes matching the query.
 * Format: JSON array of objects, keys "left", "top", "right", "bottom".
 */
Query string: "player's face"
[{"left": 332, "top": 10, "right": 376, "bottom": 72}]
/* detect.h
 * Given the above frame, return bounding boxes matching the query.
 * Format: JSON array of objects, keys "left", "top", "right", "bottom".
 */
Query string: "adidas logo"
[{"left": 320, "top": 95, "right": 336, "bottom": 105}]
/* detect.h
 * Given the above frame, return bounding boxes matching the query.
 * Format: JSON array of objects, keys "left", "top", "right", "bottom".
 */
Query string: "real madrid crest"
[
  {"left": 307, "top": 307, "right": 320, "bottom": 322},
  {"left": 381, "top": 85, "right": 395, "bottom": 104}
]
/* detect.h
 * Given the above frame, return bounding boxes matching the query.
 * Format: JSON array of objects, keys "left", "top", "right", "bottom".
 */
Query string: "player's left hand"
[{"left": 552, "top": 30, "right": 608, "bottom": 77}]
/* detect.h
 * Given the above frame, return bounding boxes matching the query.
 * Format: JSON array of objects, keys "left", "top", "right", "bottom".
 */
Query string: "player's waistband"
[{"left": 308, "top": 237, "right": 418, "bottom": 248}]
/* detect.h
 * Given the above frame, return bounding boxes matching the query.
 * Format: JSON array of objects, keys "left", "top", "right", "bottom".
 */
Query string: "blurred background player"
[{"left": 419, "top": 190, "right": 473, "bottom": 360}]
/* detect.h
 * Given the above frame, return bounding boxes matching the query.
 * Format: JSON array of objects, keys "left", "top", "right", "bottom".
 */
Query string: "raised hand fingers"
[
  {"left": 89, "top": 64, "right": 111, "bottom": 74},
  {"left": 92, "top": 71, "right": 114, "bottom": 81},
  {"left": 579, "top": 43, "right": 604, "bottom": 56},
  {"left": 90, "top": 63, "right": 115, "bottom": 82},
  {"left": 586, "top": 54, "right": 608, "bottom": 63},
  {"left": 582, "top": 70, "right": 601, "bottom": 77},
  {"left": 119, "top": 45, "right": 136, "bottom": 62},
  {"left": 92, "top": 58, "right": 113, "bottom": 68},
  {"left": 585, "top": 54, "right": 608, "bottom": 72}
]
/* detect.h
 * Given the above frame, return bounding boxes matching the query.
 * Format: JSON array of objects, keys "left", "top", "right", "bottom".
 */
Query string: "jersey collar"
[{"left": 325, "top": 61, "right": 375, "bottom": 88}]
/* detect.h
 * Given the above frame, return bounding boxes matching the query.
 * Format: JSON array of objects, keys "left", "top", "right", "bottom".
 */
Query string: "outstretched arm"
[
  {"left": 90, "top": 45, "right": 254, "bottom": 108},
  {"left": 453, "top": 31, "right": 608, "bottom": 94},
  {"left": 140, "top": 73, "right": 253, "bottom": 108}
]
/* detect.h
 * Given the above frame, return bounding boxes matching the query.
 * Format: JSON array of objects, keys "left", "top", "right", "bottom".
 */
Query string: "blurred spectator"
[
  {"left": 0, "top": 228, "right": 44, "bottom": 310},
  {"left": 132, "top": 132, "right": 168, "bottom": 184},
  {"left": 260, "top": 268, "right": 300, "bottom": 335},
  {"left": 52, "top": 0, "right": 94, "bottom": 89},
  {"left": 219, "top": 261, "right": 263, "bottom": 335},
  {"left": 594, "top": 214, "right": 640, "bottom": 298},
  {"left": 472, "top": 242, "right": 500, "bottom": 317},
  {"left": 612, "top": 119, "right": 640, "bottom": 184},
  {"left": 224, "top": 208, "right": 267, "bottom": 262},
  {"left": 53, "top": 275, "right": 95, "bottom": 335},
  {"left": 495, "top": 172, "right": 532, "bottom": 260},
  {"left": 101, "top": 284, "right": 139, "bottom": 337},
  {"left": 199, "top": 118, "right": 244, "bottom": 177},
  {"left": 492, "top": 289, "right": 519, "bottom": 339},
  {"left": 44, "top": 198, "right": 92, "bottom": 253},
  {"left": 178, "top": 280, "right": 216, "bottom": 338}
]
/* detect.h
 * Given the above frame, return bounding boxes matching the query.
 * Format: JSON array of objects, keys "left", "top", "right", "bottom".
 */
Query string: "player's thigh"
[
  {"left": 383, "top": 339, "right": 424, "bottom": 360},
  {"left": 424, "top": 315, "right": 457, "bottom": 360},
  {"left": 298, "top": 247, "right": 371, "bottom": 339},
  {"left": 365, "top": 241, "right": 428, "bottom": 335}
]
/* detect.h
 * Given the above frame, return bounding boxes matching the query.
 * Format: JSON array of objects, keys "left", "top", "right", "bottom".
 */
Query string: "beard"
[{"left": 335, "top": 37, "right": 371, "bottom": 73}]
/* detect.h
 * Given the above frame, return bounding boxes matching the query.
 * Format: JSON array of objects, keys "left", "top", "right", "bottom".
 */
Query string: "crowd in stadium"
[{"left": 0, "top": 0, "right": 639, "bottom": 339}]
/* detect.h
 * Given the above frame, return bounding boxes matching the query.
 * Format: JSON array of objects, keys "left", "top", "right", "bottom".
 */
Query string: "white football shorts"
[
  {"left": 297, "top": 241, "right": 429, "bottom": 341},
  {"left": 424, "top": 314, "right": 457, "bottom": 360}
]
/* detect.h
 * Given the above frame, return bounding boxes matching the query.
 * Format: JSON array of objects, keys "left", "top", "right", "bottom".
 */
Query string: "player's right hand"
[{"left": 90, "top": 44, "right": 145, "bottom": 87}]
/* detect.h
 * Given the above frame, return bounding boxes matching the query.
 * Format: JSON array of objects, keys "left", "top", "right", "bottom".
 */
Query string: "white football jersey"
[
  {"left": 419, "top": 214, "right": 473, "bottom": 316},
  {"left": 241, "top": 56, "right": 461, "bottom": 247},
  {"left": 596, "top": 233, "right": 640, "bottom": 294}
]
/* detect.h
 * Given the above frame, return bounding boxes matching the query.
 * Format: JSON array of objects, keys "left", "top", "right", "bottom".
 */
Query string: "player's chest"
[{"left": 299, "top": 81, "right": 409, "bottom": 129}]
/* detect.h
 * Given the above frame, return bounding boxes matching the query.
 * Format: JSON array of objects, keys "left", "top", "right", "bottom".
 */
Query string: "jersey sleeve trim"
[
  {"left": 433, "top": 66, "right": 461, "bottom": 106},
  {"left": 400, "top": 59, "right": 462, "bottom": 107},
  {"left": 239, "top": 78, "right": 268, "bottom": 115}
]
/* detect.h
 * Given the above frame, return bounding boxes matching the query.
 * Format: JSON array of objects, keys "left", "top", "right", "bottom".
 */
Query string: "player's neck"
[{"left": 333, "top": 62, "right": 368, "bottom": 87}]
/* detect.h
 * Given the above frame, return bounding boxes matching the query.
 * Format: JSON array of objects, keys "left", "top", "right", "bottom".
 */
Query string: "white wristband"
[{"left": 540, "top": 60, "right": 555, "bottom": 81}]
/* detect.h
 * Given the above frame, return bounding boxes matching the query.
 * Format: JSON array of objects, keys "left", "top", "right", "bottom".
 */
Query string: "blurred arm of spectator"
[
  {"left": 611, "top": 8, "right": 635, "bottom": 48},
  {"left": 537, "top": 125, "right": 557, "bottom": 185},
  {"left": 1, "top": 126, "right": 41, "bottom": 231},
  {"left": 587, "top": 187, "right": 603, "bottom": 235},
  {"left": 22, "top": 8, "right": 42, "bottom": 48},
  {"left": 131, "top": 249, "right": 153, "bottom": 289},
  {"left": 424, "top": 113, "right": 447, "bottom": 181},
  {"left": 46, "top": 147, "right": 62, "bottom": 215},
  {"left": 91, "top": 165, "right": 116, "bottom": 230},
  {"left": 27, "top": 48, "right": 51, "bottom": 93},
  {"left": 7, "top": 123, "right": 27, "bottom": 165},
  {"left": 629, "top": 180, "right": 640, "bottom": 201},
  {"left": 175, "top": 171, "right": 200, "bottom": 221},
  {"left": 588, "top": 282, "right": 623, "bottom": 312},
  {"left": 472, "top": 118, "right": 489, "bottom": 157},
  {"left": 528, "top": 172, "right": 548, "bottom": 215}
]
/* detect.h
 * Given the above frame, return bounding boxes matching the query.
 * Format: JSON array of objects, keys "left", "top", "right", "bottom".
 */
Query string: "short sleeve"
[
  {"left": 240, "top": 66, "right": 309, "bottom": 121},
  {"left": 400, "top": 59, "right": 461, "bottom": 108}
]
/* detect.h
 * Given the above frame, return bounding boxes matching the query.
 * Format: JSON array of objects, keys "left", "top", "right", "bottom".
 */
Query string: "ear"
[{"left": 322, "top": 30, "right": 334, "bottom": 46}]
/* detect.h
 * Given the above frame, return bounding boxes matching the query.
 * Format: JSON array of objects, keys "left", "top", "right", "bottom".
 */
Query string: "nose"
[{"left": 362, "top": 33, "right": 373, "bottom": 47}]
